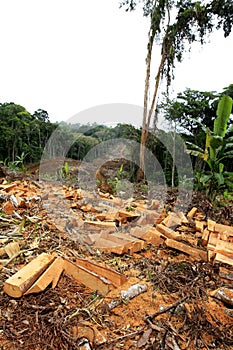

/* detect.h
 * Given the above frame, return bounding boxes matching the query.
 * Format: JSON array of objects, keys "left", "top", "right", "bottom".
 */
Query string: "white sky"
[{"left": 1, "top": 0, "right": 233, "bottom": 125}]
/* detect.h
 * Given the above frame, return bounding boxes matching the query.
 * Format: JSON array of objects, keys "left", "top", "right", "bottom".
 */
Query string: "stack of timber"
[{"left": 3, "top": 253, "right": 127, "bottom": 298}]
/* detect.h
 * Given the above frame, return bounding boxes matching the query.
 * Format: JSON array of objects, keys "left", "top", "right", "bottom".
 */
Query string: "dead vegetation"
[{"left": 0, "top": 164, "right": 233, "bottom": 349}]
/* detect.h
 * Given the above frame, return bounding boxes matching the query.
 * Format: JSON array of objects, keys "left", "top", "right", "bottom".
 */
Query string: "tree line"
[{"left": 1, "top": 84, "right": 233, "bottom": 198}]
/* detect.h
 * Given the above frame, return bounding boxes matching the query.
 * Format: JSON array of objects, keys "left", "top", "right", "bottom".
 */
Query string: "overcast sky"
[{"left": 1, "top": 0, "right": 233, "bottom": 126}]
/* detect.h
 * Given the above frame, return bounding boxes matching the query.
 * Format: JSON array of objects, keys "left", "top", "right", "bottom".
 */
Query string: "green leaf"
[
  {"left": 186, "top": 149, "right": 205, "bottom": 158},
  {"left": 200, "top": 174, "right": 212, "bottom": 185},
  {"left": 209, "top": 135, "right": 223, "bottom": 150},
  {"left": 214, "top": 95, "right": 233, "bottom": 137},
  {"left": 223, "top": 171, "right": 233, "bottom": 177},
  {"left": 214, "top": 172, "right": 224, "bottom": 186},
  {"left": 224, "top": 143, "right": 233, "bottom": 150},
  {"left": 219, "top": 163, "right": 224, "bottom": 174},
  {"left": 185, "top": 142, "right": 204, "bottom": 153}
]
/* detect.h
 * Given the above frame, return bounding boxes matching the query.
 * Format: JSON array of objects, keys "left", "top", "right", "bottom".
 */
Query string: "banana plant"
[{"left": 186, "top": 95, "right": 233, "bottom": 199}]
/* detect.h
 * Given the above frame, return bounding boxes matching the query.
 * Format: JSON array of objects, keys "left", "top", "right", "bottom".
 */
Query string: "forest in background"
[{"left": 1, "top": 84, "right": 233, "bottom": 200}]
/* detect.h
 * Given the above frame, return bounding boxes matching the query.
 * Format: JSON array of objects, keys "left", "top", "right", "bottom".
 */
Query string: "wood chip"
[
  {"left": 187, "top": 207, "right": 198, "bottom": 218},
  {"left": 4, "top": 241, "right": 20, "bottom": 258},
  {"left": 207, "top": 219, "right": 216, "bottom": 232}
]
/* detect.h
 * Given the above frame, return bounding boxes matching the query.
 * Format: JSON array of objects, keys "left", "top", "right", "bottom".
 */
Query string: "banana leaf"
[
  {"left": 214, "top": 95, "right": 233, "bottom": 137},
  {"left": 214, "top": 172, "right": 225, "bottom": 186},
  {"left": 209, "top": 135, "right": 223, "bottom": 149}
]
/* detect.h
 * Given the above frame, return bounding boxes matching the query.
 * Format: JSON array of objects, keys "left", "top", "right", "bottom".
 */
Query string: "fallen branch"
[
  {"left": 0, "top": 247, "right": 37, "bottom": 272},
  {"left": 106, "top": 283, "right": 148, "bottom": 310},
  {"left": 145, "top": 296, "right": 188, "bottom": 322}
]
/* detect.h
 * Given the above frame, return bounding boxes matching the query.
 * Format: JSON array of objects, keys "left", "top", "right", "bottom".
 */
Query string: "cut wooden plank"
[
  {"left": 80, "top": 204, "right": 98, "bottom": 213},
  {"left": 207, "top": 219, "right": 216, "bottom": 232},
  {"left": 92, "top": 237, "right": 125, "bottom": 254},
  {"left": 176, "top": 212, "right": 189, "bottom": 224},
  {"left": 162, "top": 212, "right": 182, "bottom": 228},
  {"left": 214, "top": 252, "right": 233, "bottom": 267},
  {"left": 215, "top": 223, "right": 233, "bottom": 236},
  {"left": 134, "top": 207, "right": 160, "bottom": 225},
  {"left": 84, "top": 220, "right": 116, "bottom": 231},
  {"left": 116, "top": 210, "right": 140, "bottom": 225},
  {"left": 3, "top": 253, "right": 56, "bottom": 297},
  {"left": 0, "top": 183, "right": 17, "bottom": 191},
  {"left": 63, "top": 259, "right": 113, "bottom": 295},
  {"left": 165, "top": 238, "right": 208, "bottom": 261},
  {"left": 130, "top": 226, "right": 166, "bottom": 246},
  {"left": 202, "top": 229, "right": 210, "bottom": 246},
  {"left": 187, "top": 207, "right": 198, "bottom": 218},
  {"left": 117, "top": 210, "right": 140, "bottom": 220},
  {"left": 75, "top": 258, "right": 127, "bottom": 287},
  {"left": 195, "top": 220, "right": 204, "bottom": 233},
  {"left": 219, "top": 266, "right": 233, "bottom": 282},
  {"left": 207, "top": 232, "right": 220, "bottom": 250},
  {"left": 94, "top": 212, "right": 117, "bottom": 222},
  {"left": 99, "top": 231, "right": 145, "bottom": 254},
  {"left": 214, "top": 240, "right": 233, "bottom": 258},
  {"left": 4, "top": 242, "right": 20, "bottom": 258},
  {"left": 25, "top": 257, "right": 64, "bottom": 295},
  {"left": 156, "top": 224, "right": 182, "bottom": 241},
  {"left": 87, "top": 233, "right": 141, "bottom": 255}
]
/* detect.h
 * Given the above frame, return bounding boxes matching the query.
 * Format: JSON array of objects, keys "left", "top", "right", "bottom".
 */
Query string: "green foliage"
[
  {"left": 161, "top": 88, "right": 219, "bottom": 135},
  {"left": 186, "top": 95, "right": 233, "bottom": 199},
  {"left": 107, "top": 163, "right": 124, "bottom": 194},
  {"left": 62, "top": 161, "right": 70, "bottom": 179},
  {"left": 0, "top": 102, "right": 55, "bottom": 165},
  {"left": 8, "top": 152, "right": 28, "bottom": 172},
  {"left": 214, "top": 95, "right": 233, "bottom": 136},
  {"left": 120, "top": 0, "right": 233, "bottom": 87}
]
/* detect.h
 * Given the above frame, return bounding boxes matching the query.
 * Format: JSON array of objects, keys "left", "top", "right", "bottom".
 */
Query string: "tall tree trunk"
[
  {"left": 138, "top": 48, "right": 166, "bottom": 180},
  {"left": 171, "top": 123, "right": 176, "bottom": 188}
]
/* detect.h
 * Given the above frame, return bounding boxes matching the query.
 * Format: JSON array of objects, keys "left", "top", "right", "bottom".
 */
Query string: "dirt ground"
[{"left": 0, "top": 166, "right": 233, "bottom": 349}]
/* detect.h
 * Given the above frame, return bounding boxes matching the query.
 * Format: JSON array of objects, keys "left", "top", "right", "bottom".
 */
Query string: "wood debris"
[
  {"left": 1, "top": 176, "right": 233, "bottom": 267},
  {"left": 106, "top": 283, "right": 148, "bottom": 310},
  {"left": 210, "top": 287, "right": 233, "bottom": 306},
  {"left": 1, "top": 171, "right": 233, "bottom": 349},
  {"left": 3, "top": 253, "right": 56, "bottom": 297},
  {"left": 3, "top": 253, "right": 127, "bottom": 298}
]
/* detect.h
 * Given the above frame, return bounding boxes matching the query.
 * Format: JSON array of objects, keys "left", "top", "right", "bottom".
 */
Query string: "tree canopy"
[{"left": 120, "top": 0, "right": 233, "bottom": 177}]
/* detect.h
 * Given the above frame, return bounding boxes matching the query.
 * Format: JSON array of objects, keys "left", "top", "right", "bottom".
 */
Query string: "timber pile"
[
  {"left": 1, "top": 179, "right": 233, "bottom": 267},
  {"left": 1, "top": 173, "right": 233, "bottom": 349},
  {"left": 156, "top": 208, "right": 233, "bottom": 267},
  {"left": 3, "top": 252, "right": 127, "bottom": 298}
]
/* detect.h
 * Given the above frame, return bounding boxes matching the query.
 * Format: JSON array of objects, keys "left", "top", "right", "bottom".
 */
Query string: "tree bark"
[{"left": 138, "top": 49, "right": 166, "bottom": 181}]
